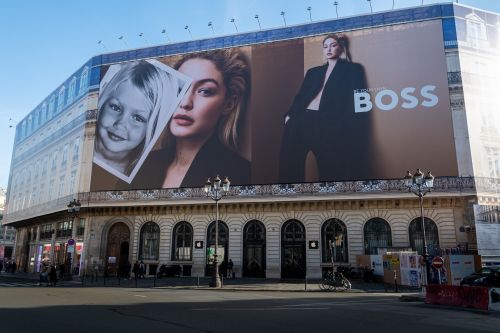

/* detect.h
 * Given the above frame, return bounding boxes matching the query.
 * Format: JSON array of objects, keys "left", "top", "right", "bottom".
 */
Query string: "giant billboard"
[{"left": 90, "top": 19, "right": 458, "bottom": 191}]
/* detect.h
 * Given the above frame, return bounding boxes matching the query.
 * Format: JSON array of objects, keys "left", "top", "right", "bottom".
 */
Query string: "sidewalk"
[{"left": 0, "top": 271, "right": 419, "bottom": 294}]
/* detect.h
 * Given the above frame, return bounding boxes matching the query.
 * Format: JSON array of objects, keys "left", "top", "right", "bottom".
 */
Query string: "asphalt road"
[{"left": 0, "top": 286, "right": 498, "bottom": 333}]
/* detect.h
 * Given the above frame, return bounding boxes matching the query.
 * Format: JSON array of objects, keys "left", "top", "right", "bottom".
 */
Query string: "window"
[
  {"left": 466, "top": 14, "right": 488, "bottom": 48},
  {"left": 76, "top": 218, "right": 85, "bottom": 236},
  {"left": 139, "top": 222, "right": 160, "bottom": 260},
  {"left": 172, "top": 221, "right": 193, "bottom": 261},
  {"left": 322, "top": 218, "right": 348, "bottom": 263},
  {"left": 409, "top": 218, "right": 439, "bottom": 255},
  {"left": 57, "top": 87, "right": 65, "bottom": 113},
  {"left": 51, "top": 151, "right": 58, "bottom": 171},
  {"left": 79, "top": 67, "right": 89, "bottom": 95},
  {"left": 68, "top": 77, "right": 76, "bottom": 104},
  {"left": 49, "top": 180, "right": 55, "bottom": 200},
  {"left": 27, "top": 115, "right": 32, "bottom": 134},
  {"left": 49, "top": 95, "right": 56, "bottom": 118},
  {"left": 58, "top": 176, "right": 65, "bottom": 197},
  {"left": 364, "top": 218, "right": 392, "bottom": 255},
  {"left": 61, "top": 144, "right": 68, "bottom": 166},
  {"left": 72, "top": 138, "right": 80, "bottom": 161},
  {"left": 56, "top": 220, "right": 73, "bottom": 238},
  {"left": 40, "top": 224, "right": 53, "bottom": 239},
  {"left": 42, "top": 156, "right": 48, "bottom": 176},
  {"left": 69, "top": 170, "right": 76, "bottom": 194},
  {"left": 41, "top": 103, "right": 47, "bottom": 123}
]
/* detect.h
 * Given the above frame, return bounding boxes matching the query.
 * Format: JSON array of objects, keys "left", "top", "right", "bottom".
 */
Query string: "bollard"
[
  {"left": 118, "top": 275, "right": 120, "bottom": 286},
  {"left": 197, "top": 275, "right": 200, "bottom": 287},
  {"left": 305, "top": 276, "right": 308, "bottom": 291},
  {"left": 154, "top": 275, "right": 156, "bottom": 288},
  {"left": 135, "top": 276, "right": 138, "bottom": 288},
  {"left": 221, "top": 275, "right": 224, "bottom": 288}
]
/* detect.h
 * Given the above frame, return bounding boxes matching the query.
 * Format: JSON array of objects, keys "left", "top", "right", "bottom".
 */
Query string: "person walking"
[
  {"left": 227, "top": 259, "right": 234, "bottom": 279},
  {"left": 132, "top": 261, "right": 140, "bottom": 280},
  {"left": 49, "top": 265, "right": 58, "bottom": 287},
  {"left": 139, "top": 261, "right": 146, "bottom": 278}
]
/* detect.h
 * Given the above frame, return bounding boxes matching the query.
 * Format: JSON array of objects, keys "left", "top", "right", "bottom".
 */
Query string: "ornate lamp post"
[
  {"left": 404, "top": 169, "right": 434, "bottom": 286},
  {"left": 204, "top": 176, "right": 230, "bottom": 288},
  {"left": 66, "top": 199, "right": 81, "bottom": 280}
]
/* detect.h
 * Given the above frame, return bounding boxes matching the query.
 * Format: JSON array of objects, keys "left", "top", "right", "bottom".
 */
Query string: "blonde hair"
[{"left": 174, "top": 49, "right": 250, "bottom": 151}]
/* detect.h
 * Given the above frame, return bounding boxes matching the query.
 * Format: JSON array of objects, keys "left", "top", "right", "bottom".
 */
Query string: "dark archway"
[
  {"left": 281, "top": 219, "right": 306, "bottom": 279},
  {"left": 322, "top": 218, "right": 348, "bottom": 263},
  {"left": 243, "top": 220, "right": 266, "bottom": 278},
  {"left": 409, "top": 217, "right": 439, "bottom": 255},
  {"left": 205, "top": 221, "right": 229, "bottom": 277},
  {"left": 106, "top": 222, "right": 130, "bottom": 276},
  {"left": 364, "top": 218, "right": 392, "bottom": 255}
]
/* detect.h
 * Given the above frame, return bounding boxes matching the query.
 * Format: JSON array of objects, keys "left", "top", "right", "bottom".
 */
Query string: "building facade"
[{"left": 3, "top": 3, "right": 500, "bottom": 278}]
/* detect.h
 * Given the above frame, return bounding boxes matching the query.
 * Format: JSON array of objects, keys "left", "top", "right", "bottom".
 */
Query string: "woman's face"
[
  {"left": 97, "top": 80, "right": 151, "bottom": 155},
  {"left": 170, "top": 58, "right": 227, "bottom": 141},
  {"left": 323, "top": 38, "right": 343, "bottom": 60}
]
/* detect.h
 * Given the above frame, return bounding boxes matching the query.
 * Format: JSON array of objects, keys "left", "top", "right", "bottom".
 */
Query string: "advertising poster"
[
  {"left": 90, "top": 20, "right": 457, "bottom": 191},
  {"left": 400, "top": 252, "right": 421, "bottom": 287}
]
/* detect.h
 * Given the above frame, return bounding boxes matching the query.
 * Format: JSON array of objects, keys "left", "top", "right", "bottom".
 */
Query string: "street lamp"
[
  {"left": 205, "top": 175, "right": 230, "bottom": 288},
  {"left": 307, "top": 6, "right": 312, "bottom": 23},
  {"left": 280, "top": 11, "right": 287, "bottom": 27},
  {"left": 333, "top": 1, "right": 339, "bottom": 18},
  {"left": 66, "top": 199, "right": 81, "bottom": 280},
  {"left": 254, "top": 14, "right": 261, "bottom": 31},
  {"left": 404, "top": 169, "right": 434, "bottom": 286}
]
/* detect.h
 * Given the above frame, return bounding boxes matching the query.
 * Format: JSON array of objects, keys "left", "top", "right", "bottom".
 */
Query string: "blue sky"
[{"left": 0, "top": 0, "right": 498, "bottom": 189}]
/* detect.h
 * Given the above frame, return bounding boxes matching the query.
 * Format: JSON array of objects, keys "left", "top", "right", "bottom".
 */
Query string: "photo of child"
[{"left": 93, "top": 59, "right": 191, "bottom": 183}]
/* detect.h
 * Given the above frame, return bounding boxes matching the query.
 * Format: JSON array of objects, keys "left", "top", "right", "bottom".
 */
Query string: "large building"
[
  {"left": 0, "top": 187, "right": 16, "bottom": 263},
  {"left": 3, "top": 3, "right": 500, "bottom": 279}
]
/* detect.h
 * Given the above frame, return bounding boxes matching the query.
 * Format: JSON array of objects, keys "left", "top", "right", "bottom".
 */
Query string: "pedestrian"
[
  {"left": 227, "top": 259, "right": 234, "bottom": 279},
  {"left": 39, "top": 265, "right": 49, "bottom": 286},
  {"left": 11, "top": 261, "right": 17, "bottom": 274},
  {"left": 139, "top": 261, "right": 146, "bottom": 278},
  {"left": 125, "top": 261, "right": 132, "bottom": 280},
  {"left": 0, "top": 261, "right": 3, "bottom": 274},
  {"left": 49, "top": 265, "right": 58, "bottom": 287},
  {"left": 132, "top": 261, "right": 140, "bottom": 279}
]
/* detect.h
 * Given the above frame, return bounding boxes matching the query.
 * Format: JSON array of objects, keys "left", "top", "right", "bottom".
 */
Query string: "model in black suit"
[{"left": 279, "top": 34, "right": 374, "bottom": 183}]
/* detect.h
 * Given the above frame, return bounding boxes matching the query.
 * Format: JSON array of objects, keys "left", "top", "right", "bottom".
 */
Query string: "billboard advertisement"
[{"left": 90, "top": 19, "right": 457, "bottom": 191}]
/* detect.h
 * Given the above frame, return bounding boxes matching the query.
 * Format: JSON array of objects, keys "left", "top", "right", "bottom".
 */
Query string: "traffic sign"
[
  {"left": 67, "top": 238, "right": 75, "bottom": 246},
  {"left": 431, "top": 256, "right": 444, "bottom": 269}
]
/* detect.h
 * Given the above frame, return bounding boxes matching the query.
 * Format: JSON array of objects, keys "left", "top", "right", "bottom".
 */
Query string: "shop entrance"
[
  {"left": 106, "top": 223, "right": 130, "bottom": 276},
  {"left": 243, "top": 220, "right": 266, "bottom": 278},
  {"left": 281, "top": 219, "right": 306, "bottom": 279}
]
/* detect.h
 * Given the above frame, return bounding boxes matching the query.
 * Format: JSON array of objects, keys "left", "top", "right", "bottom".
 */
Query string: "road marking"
[{"left": 134, "top": 295, "right": 147, "bottom": 298}]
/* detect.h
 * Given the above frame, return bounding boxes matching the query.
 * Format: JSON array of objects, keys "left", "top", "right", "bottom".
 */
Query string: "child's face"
[{"left": 98, "top": 80, "right": 151, "bottom": 155}]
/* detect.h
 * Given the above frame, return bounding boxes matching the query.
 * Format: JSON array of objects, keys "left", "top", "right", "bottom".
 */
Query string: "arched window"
[
  {"left": 243, "top": 220, "right": 266, "bottom": 277},
  {"left": 139, "top": 222, "right": 160, "bottom": 260},
  {"left": 57, "top": 87, "right": 66, "bottom": 113},
  {"left": 206, "top": 221, "right": 229, "bottom": 276},
  {"left": 79, "top": 67, "right": 89, "bottom": 95},
  {"left": 68, "top": 77, "right": 76, "bottom": 104},
  {"left": 172, "top": 221, "right": 193, "bottom": 261},
  {"left": 281, "top": 219, "right": 306, "bottom": 279},
  {"left": 364, "top": 218, "right": 392, "bottom": 255},
  {"left": 322, "top": 218, "right": 348, "bottom": 263},
  {"left": 409, "top": 218, "right": 439, "bottom": 255}
]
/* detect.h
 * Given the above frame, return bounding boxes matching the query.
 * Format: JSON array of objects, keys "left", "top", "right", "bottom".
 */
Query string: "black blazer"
[
  {"left": 287, "top": 59, "right": 367, "bottom": 120},
  {"left": 131, "top": 135, "right": 251, "bottom": 189},
  {"left": 284, "top": 59, "right": 375, "bottom": 181}
]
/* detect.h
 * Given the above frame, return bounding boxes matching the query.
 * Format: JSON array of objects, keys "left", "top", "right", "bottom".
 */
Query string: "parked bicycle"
[{"left": 319, "top": 267, "right": 352, "bottom": 291}]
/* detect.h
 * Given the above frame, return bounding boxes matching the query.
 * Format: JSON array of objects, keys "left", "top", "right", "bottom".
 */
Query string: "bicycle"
[{"left": 319, "top": 269, "right": 352, "bottom": 291}]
